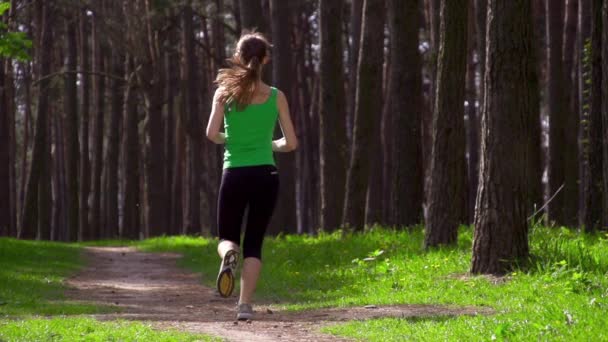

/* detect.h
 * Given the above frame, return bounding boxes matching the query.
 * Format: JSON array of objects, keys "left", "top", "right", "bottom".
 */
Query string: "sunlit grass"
[
  {"left": 0, "top": 317, "right": 218, "bottom": 342},
  {"left": 0, "top": 238, "right": 219, "bottom": 342},
  {"left": 0, "top": 238, "right": 110, "bottom": 316},
  {"left": 137, "top": 226, "right": 608, "bottom": 341}
]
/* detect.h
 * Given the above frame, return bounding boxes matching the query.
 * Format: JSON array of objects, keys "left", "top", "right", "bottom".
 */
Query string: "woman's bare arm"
[
  {"left": 272, "top": 90, "right": 298, "bottom": 152},
  {"left": 206, "top": 88, "right": 226, "bottom": 144}
]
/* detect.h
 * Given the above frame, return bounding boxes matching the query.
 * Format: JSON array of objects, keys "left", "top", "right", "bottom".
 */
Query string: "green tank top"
[{"left": 223, "top": 87, "right": 278, "bottom": 169}]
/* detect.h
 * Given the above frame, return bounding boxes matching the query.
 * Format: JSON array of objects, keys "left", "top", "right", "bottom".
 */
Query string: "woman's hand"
[{"left": 275, "top": 90, "right": 298, "bottom": 152}]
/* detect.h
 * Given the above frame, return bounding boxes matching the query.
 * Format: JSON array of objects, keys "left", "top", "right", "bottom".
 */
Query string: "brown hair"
[{"left": 214, "top": 32, "right": 271, "bottom": 110}]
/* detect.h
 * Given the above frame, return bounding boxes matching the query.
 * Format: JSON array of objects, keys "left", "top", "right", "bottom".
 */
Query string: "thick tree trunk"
[
  {"left": 577, "top": 0, "right": 591, "bottom": 226},
  {"left": 601, "top": 0, "right": 607, "bottom": 228},
  {"left": 583, "top": 0, "right": 603, "bottom": 232},
  {"left": 20, "top": 0, "right": 54, "bottom": 240},
  {"left": 424, "top": 0, "right": 468, "bottom": 248},
  {"left": 122, "top": 58, "right": 141, "bottom": 240},
  {"left": 523, "top": 0, "right": 543, "bottom": 219},
  {"left": 387, "top": 0, "right": 423, "bottom": 228},
  {"left": 182, "top": 4, "right": 201, "bottom": 235},
  {"left": 51, "top": 103, "right": 66, "bottom": 241},
  {"left": 90, "top": 11, "right": 105, "bottom": 240},
  {"left": 465, "top": 6, "right": 479, "bottom": 224},
  {"left": 239, "top": 0, "right": 267, "bottom": 33},
  {"left": 471, "top": 0, "right": 535, "bottom": 275},
  {"left": 342, "top": 0, "right": 386, "bottom": 230},
  {"left": 79, "top": 10, "right": 91, "bottom": 241},
  {"left": 547, "top": 0, "right": 577, "bottom": 226},
  {"left": 269, "top": 0, "right": 297, "bottom": 234},
  {"left": 319, "top": 0, "right": 347, "bottom": 231},
  {"left": 347, "top": 0, "right": 363, "bottom": 144},
  {"left": 105, "top": 48, "right": 123, "bottom": 239},
  {"left": 64, "top": 14, "right": 79, "bottom": 241},
  {"left": 0, "top": 58, "right": 9, "bottom": 236}
]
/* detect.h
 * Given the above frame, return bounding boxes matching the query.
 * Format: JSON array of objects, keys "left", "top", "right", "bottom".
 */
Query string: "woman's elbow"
[
  {"left": 287, "top": 139, "right": 298, "bottom": 152},
  {"left": 206, "top": 130, "right": 218, "bottom": 143}
]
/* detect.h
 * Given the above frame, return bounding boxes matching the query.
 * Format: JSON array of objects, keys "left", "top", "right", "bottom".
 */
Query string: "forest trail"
[{"left": 65, "top": 247, "right": 492, "bottom": 342}]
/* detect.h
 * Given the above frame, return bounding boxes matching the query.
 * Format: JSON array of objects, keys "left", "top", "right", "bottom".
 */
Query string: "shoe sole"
[
  {"left": 236, "top": 313, "right": 252, "bottom": 321},
  {"left": 217, "top": 249, "right": 238, "bottom": 297}
]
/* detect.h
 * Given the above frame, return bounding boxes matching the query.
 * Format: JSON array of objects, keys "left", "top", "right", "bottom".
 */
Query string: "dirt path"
[{"left": 65, "top": 247, "right": 493, "bottom": 342}]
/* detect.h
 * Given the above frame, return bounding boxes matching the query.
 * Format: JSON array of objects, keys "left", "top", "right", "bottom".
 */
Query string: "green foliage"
[
  {"left": 0, "top": 318, "right": 218, "bottom": 342},
  {"left": 138, "top": 226, "right": 608, "bottom": 341},
  {"left": 0, "top": 1, "right": 32, "bottom": 61}
]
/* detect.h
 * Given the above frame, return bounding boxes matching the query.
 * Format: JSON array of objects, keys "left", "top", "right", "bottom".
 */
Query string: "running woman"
[{"left": 205, "top": 32, "right": 298, "bottom": 321}]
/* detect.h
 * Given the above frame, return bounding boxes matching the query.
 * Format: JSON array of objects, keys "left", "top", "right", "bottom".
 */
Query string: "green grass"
[
  {"left": 136, "top": 226, "right": 608, "bottom": 341},
  {"left": 0, "top": 317, "right": 218, "bottom": 342},
  {"left": 0, "top": 238, "right": 217, "bottom": 342},
  {"left": 0, "top": 238, "right": 107, "bottom": 316}
]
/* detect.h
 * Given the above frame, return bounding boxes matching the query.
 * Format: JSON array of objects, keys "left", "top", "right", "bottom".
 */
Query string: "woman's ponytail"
[{"left": 215, "top": 33, "right": 270, "bottom": 110}]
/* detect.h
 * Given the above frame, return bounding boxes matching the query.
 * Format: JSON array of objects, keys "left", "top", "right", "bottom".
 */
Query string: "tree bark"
[
  {"left": 269, "top": 0, "right": 297, "bottom": 234},
  {"left": 105, "top": 48, "right": 123, "bottom": 239},
  {"left": 471, "top": 0, "right": 535, "bottom": 275},
  {"left": 0, "top": 58, "right": 9, "bottom": 236},
  {"left": 319, "top": 0, "right": 348, "bottom": 231},
  {"left": 239, "top": 0, "right": 267, "bottom": 33},
  {"left": 577, "top": 0, "right": 591, "bottom": 226},
  {"left": 601, "top": 0, "right": 607, "bottom": 228},
  {"left": 387, "top": 0, "right": 423, "bottom": 228},
  {"left": 547, "top": 0, "right": 577, "bottom": 226},
  {"left": 122, "top": 57, "right": 141, "bottom": 240},
  {"left": 182, "top": 4, "right": 201, "bottom": 235},
  {"left": 465, "top": 4, "right": 479, "bottom": 224},
  {"left": 347, "top": 0, "right": 363, "bottom": 144},
  {"left": 64, "top": 13, "right": 79, "bottom": 241},
  {"left": 583, "top": 0, "right": 603, "bottom": 231},
  {"left": 79, "top": 10, "right": 91, "bottom": 241},
  {"left": 90, "top": 10, "right": 105, "bottom": 240},
  {"left": 342, "top": 0, "right": 386, "bottom": 230},
  {"left": 424, "top": 0, "right": 468, "bottom": 248},
  {"left": 20, "top": 0, "right": 54, "bottom": 239}
]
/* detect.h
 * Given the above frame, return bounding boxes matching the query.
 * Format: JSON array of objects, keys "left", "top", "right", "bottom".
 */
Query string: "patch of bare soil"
[{"left": 65, "top": 247, "right": 493, "bottom": 342}]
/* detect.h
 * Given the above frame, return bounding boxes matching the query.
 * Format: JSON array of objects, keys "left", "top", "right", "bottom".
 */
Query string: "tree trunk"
[
  {"left": 79, "top": 10, "right": 91, "bottom": 241},
  {"left": 51, "top": 100, "right": 66, "bottom": 241},
  {"left": 547, "top": 0, "right": 577, "bottom": 226},
  {"left": 471, "top": 0, "right": 535, "bottom": 275},
  {"left": 122, "top": 57, "right": 141, "bottom": 240},
  {"left": 523, "top": 0, "right": 543, "bottom": 219},
  {"left": 577, "top": 0, "right": 591, "bottom": 226},
  {"left": 319, "top": 0, "right": 348, "bottom": 231},
  {"left": 424, "top": 0, "right": 468, "bottom": 248},
  {"left": 583, "top": 0, "right": 603, "bottom": 231},
  {"left": 105, "top": 48, "right": 123, "bottom": 239},
  {"left": 465, "top": 4, "right": 479, "bottom": 224},
  {"left": 601, "top": 0, "right": 607, "bottom": 228},
  {"left": 64, "top": 13, "right": 79, "bottom": 241},
  {"left": 6, "top": 0, "right": 17, "bottom": 236},
  {"left": 20, "top": 0, "right": 54, "bottom": 240},
  {"left": 342, "top": 0, "right": 386, "bottom": 230},
  {"left": 0, "top": 58, "right": 9, "bottom": 236},
  {"left": 182, "top": 4, "right": 201, "bottom": 235},
  {"left": 347, "top": 0, "right": 363, "bottom": 143},
  {"left": 387, "top": 0, "right": 423, "bottom": 228},
  {"left": 268, "top": 0, "right": 297, "bottom": 234},
  {"left": 239, "top": 0, "right": 267, "bottom": 33},
  {"left": 90, "top": 10, "right": 105, "bottom": 240}
]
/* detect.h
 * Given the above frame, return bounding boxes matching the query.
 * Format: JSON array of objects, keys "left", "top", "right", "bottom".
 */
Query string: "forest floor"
[{"left": 65, "top": 246, "right": 491, "bottom": 341}]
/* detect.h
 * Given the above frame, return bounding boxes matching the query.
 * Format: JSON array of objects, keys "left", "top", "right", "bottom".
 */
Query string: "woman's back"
[{"left": 223, "top": 87, "right": 279, "bottom": 169}]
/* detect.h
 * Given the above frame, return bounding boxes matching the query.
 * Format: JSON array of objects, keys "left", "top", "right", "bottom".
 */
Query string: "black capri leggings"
[{"left": 217, "top": 165, "right": 280, "bottom": 260}]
